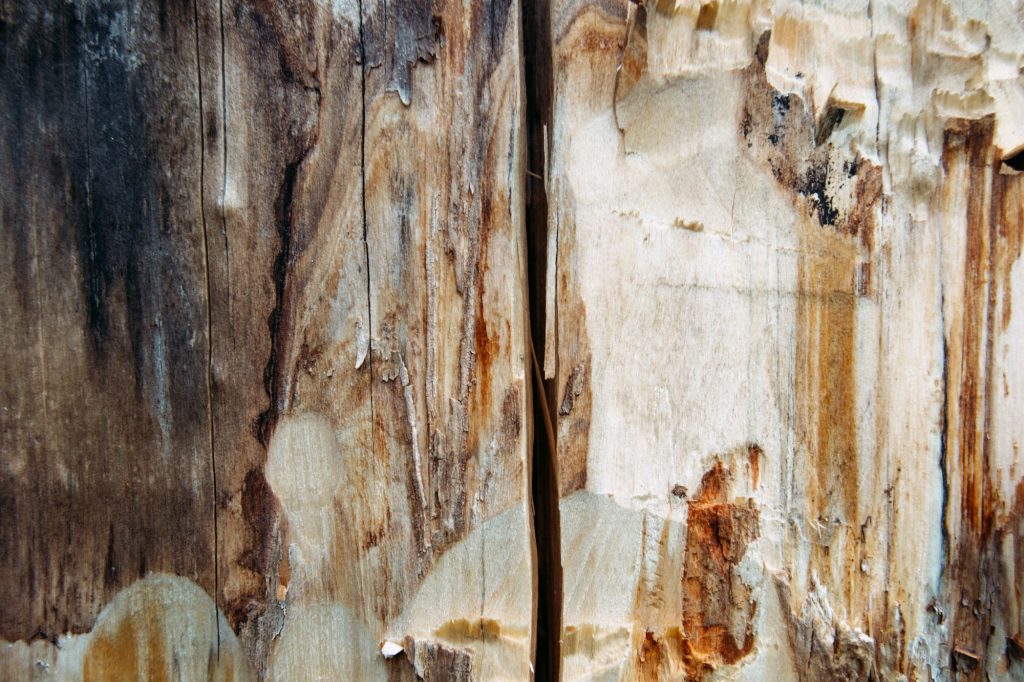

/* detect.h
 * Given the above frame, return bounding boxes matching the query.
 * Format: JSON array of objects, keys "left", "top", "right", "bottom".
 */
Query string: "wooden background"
[{"left": 2, "top": 0, "right": 1023, "bottom": 680}]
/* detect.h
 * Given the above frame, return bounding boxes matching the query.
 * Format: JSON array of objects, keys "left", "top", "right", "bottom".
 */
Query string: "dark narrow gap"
[
  {"left": 191, "top": 0, "right": 220, "bottom": 654},
  {"left": 218, "top": 0, "right": 230, "bottom": 317},
  {"left": 1003, "top": 148, "right": 1024, "bottom": 172},
  {"left": 521, "top": 0, "right": 561, "bottom": 678},
  {"left": 358, "top": 0, "right": 376, "bottom": 467},
  {"left": 938, "top": 318, "right": 950, "bottom": 580}
]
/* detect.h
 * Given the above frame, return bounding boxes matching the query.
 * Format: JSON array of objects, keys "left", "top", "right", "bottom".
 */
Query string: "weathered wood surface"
[
  {"left": 1, "top": 0, "right": 531, "bottom": 679},
  {"left": 4, "top": 0, "right": 1024, "bottom": 680},
  {"left": 547, "top": 0, "right": 1024, "bottom": 679},
  {"left": 0, "top": 0, "right": 218, "bottom": 647}
]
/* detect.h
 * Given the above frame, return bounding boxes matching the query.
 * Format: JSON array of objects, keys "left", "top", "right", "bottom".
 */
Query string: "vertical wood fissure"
[
  {"left": 520, "top": 0, "right": 562, "bottom": 676},
  {"left": 939, "top": 329, "right": 951, "bottom": 578},
  {"left": 218, "top": 0, "right": 229, "bottom": 317},
  {"left": 358, "top": 0, "right": 376, "bottom": 485},
  {"left": 191, "top": 0, "right": 220, "bottom": 653}
]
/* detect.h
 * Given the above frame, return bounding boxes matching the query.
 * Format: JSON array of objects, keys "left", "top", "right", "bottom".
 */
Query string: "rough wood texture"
[
  {"left": 1, "top": 0, "right": 531, "bottom": 679},
  {"left": 4, "top": 0, "right": 1024, "bottom": 680},
  {"left": 548, "top": 0, "right": 1024, "bottom": 679},
  {"left": 0, "top": 0, "right": 217, "bottom": 640}
]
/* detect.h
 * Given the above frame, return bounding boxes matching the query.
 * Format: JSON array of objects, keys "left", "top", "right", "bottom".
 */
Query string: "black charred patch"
[
  {"left": 256, "top": 157, "right": 303, "bottom": 448},
  {"left": 799, "top": 158, "right": 840, "bottom": 227},
  {"left": 772, "top": 92, "right": 791, "bottom": 117},
  {"left": 3, "top": 1, "right": 207, "bottom": 416}
]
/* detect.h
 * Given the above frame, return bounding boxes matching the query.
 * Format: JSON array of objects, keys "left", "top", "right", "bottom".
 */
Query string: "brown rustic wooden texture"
[
  {"left": 1, "top": 0, "right": 532, "bottom": 679},
  {"left": 0, "top": 0, "right": 217, "bottom": 641}
]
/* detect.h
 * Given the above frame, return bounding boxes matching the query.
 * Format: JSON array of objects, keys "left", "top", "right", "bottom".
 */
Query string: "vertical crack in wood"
[
  {"left": 192, "top": 0, "right": 220, "bottom": 654},
  {"left": 218, "top": 0, "right": 230, "bottom": 318},
  {"left": 258, "top": 158, "right": 299, "bottom": 447},
  {"left": 358, "top": 0, "right": 376, "bottom": 486},
  {"left": 521, "top": 0, "right": 561, "bottom": 676},
  {"left": 939, "top": 328, "right": 951, "bottom": 579}
]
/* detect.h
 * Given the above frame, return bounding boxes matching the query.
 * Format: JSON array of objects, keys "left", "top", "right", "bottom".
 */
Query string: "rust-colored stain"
[
  {"left": 680, "top": 462, "right": 760, "bottom": 679},
  {"left": 551, "top": 4, "right": 627, "bottom": 502},
  {"left": 82, "top": 580, "right": 241, "bottom": 682},
  {"left": 433, "top": 617, "right": 505, "bottom": 642},
  {"left": 1006, "top": 480, "right": 1024, "bottom": 656},
  {"left": 638, "top": 626, "right": 686, "bottom": 680},
  {"left": 472, "top": 305, "right": 501, "bottom": 418},
  {"left": 554, "top": 187, "right": 594, "bottom": 498},
  {"left": 695, "top": 2, "right": 719, "bottom": 31},
  {"left": 554, "top": 0, "right": 630, "bottom": 115},
  {"left": 630, "top": 504, "right": 680, "bottom": 676},
  {"left": 941, "top": 117, "right": 999, "bottom": 670},
  {"left": 562, "top": 14, "right": 626, "bottom": 57},
  {"left": 795, "top": 228, "right": 859, "bottom": 593},
  {"left": 995, "top": 168, "right": 1024, "bottom": 330},
  {"left": 637, "top": 628, "right": 682, "bottom": 680},
  {"left": 943, "top": 117, "right": 997, "bottom": 542},
  {"left": 738, "top": 29, "right": 881, "bottom": 620},
  {"left": 637, "top": 630, "right": 662, "bottom": 679},
  {"left": 363, "top": 522, "right": 387, "bottom": 551},
  {"left": 747, "top": 444, "right": 762, "bottom": 489},
  {"left": 83, "top": 613, "right": 152, "bottom": 682},
  {"left": 933, "top": 112, "right": 1024, "bottom": 678}
]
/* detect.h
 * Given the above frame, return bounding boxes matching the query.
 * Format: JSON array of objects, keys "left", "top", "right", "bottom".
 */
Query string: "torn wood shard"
[{"left": 381, "top": 640, "right": 405, "bottom": 658}]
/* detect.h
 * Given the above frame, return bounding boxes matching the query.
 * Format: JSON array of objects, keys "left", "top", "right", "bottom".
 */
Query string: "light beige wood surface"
[{"left": 547, "top": 0, "right": 1024, "bottom": 679}]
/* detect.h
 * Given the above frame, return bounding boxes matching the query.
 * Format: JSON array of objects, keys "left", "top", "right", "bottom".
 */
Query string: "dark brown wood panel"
[{"left": 0, "top": 0, "right": 215, "bottom": 640}]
